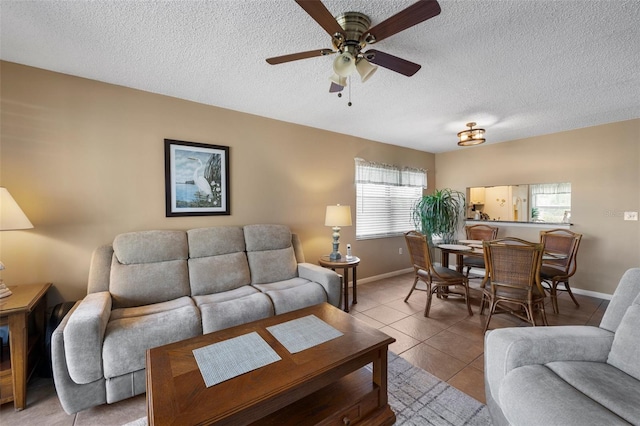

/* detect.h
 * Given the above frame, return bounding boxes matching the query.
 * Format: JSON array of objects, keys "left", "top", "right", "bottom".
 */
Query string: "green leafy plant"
[
  {"left": 531, "top": 207, "right": 540, "bottom": 221},
  {"left": 412, "top": 188, "right": 466, "bottom": 244}
]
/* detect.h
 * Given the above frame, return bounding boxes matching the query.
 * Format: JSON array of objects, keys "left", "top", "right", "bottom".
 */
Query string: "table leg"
[
  {"left": 441, "top": 250, "right": 449, "bottom": 268},
  {"left": 456, "top": 254, "right": 464, "bottom": 273},
  {"left": 373, "top": 348, "right": 389, "bottom": 406},
  {"left": 343, "top": 268, "right": 350, "bottom": 313},
  {"left": 352, "top": 266, "right": 357, "bottom": 305},
  {"left": 8, "top": 312, "right": 28, "bottom": 410}
]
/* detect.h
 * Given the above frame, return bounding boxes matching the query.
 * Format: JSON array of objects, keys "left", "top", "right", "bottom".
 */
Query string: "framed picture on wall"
[{"left": 165, "top": 139, "right": 230, "bottom": 216}]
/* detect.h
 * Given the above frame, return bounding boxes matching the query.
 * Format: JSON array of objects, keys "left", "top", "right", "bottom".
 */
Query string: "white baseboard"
[
  {"left": 356, "top": 268, "right": 414, "bottom": 285},
  {"left": 359, "top": 266, "right": 613, "bottom": 301}
]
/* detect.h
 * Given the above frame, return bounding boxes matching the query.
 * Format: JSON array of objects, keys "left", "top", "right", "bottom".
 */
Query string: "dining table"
[{"left": 437, "top": 240, "right": 568, "bottom": 274}]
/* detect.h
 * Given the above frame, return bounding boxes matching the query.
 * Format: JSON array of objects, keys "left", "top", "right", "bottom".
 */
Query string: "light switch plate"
[{"left": 624, "top": 211, "right": 639, "bottom": 221}]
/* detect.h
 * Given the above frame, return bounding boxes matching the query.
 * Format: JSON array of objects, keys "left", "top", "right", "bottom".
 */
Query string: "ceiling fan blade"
[
  {"left": 363, "top": 50, "right": 421, "bottom": 76},
  {"left": 266, "top": 49, "right": 334, "bottom": 65},
  {"left": 329, "top": 82, "right": 344, "bottom": 93},
  {"left": 364, "top": 0, "right": 441, "bottom": 44},
  {"left": 295, "top": 0, "right": 344, "bottom": 36}
]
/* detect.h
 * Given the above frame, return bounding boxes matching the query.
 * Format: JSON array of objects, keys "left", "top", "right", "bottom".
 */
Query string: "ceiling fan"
[{"left": 266, "top": 0, "right": 441, "bottom": 93}]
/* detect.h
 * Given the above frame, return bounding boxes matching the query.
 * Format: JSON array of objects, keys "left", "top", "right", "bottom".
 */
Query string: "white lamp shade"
[
  {"left": 333, "top": 52, "right": 356, "bottom": 77},
  {"left": 325, "top": 205, "right": 352, "bottom": 227},
  {"left": 329, "top": 73, "right": 347, "bottom": 87},
  {"left": 356, "top": 58, "right": 377, "bottom": 83},
  {"left": 0, "top": 187, "right": 34, "bottom": 230}
]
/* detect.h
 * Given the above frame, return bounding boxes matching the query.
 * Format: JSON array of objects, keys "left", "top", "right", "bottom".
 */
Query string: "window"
[
  {"left": 530, "top": 183, "right": 571, "bottom": 223},
  {"left": 355, "top": 158, "right": 427, "bottom": 240}
]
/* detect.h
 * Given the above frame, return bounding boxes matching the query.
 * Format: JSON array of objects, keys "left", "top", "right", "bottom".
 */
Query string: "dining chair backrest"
[
  {"left": 405, "top": 230, "right": 434, "bottom": 274},
  {"left": 483, "top": 238, "right": 544, "bottom": 292},
  {"left": 466, "top": 224, "right": 499, "bottom": 241},
  {"left": 539, "top": 229, "right": 582, "bottom": 276}
]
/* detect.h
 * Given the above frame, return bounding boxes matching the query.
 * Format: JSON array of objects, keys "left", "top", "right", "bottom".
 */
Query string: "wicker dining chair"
[
  {"left": 480, "top": 237, "right": 547, "bottom": 333},
  {"left": 539, "top": 229, "right": 583, "bottom": 314},
  {"left": 462, "top": 224, "right": 498, "bottom": 278},
  {"left": 404, "top": 231, "right": 473, "bottom": 317}
]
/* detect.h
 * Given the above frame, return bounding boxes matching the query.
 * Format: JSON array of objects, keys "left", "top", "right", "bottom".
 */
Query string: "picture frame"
[{"left": 165, "top": 139, "right": 230, "bottom": 217}]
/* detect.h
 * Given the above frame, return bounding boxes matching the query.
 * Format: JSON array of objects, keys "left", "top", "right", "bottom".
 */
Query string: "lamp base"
[{"left": 329, "top": 251, "right": 342, "bottom": 261}]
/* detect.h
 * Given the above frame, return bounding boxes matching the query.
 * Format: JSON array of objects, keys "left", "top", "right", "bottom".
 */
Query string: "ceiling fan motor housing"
[{"left": 333, "top": 12, "right": 371, "bottom": 55}]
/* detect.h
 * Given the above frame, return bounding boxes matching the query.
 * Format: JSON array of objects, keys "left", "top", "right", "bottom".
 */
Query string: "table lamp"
[
  {"left": 325, "top": 204, "right": 352, "bottom": 260},
  {"left": 0, "top": 187, "right": 34, "bottom": 296}
]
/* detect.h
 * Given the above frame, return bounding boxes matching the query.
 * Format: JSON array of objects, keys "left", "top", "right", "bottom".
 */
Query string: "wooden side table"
[
  {"left": 0, "top": 282, "right": 51, "bottom": 411},
  {"left": 318, "top": 256, "right": 360, "bottom": 313}
]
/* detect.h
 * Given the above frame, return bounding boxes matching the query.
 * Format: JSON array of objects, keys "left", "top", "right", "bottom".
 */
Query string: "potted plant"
[{"left": 412, "top": 188, "right": 466, "bottom": 244}]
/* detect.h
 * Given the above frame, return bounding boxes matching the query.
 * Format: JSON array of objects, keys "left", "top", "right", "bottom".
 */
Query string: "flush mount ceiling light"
[{"left": 457, "top": 122, "right": 486, "bottom": 146}]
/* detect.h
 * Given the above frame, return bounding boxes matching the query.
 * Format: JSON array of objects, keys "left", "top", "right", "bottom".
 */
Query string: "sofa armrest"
[
  {"left": 298, "top": 263, "right": 341, "bottom": 307},
  {"left": 63, "top": 291, "right": 112, "bottom": 384},
  {"left": 485, "top": 325, "right": 614, "bottom": 402}
]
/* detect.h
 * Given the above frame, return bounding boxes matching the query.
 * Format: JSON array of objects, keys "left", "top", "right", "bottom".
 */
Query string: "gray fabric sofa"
[
  {"left": 485, "top": 267, "right": 640, "bottom": 426},
  {"left": 52, "top": 224, "right": 341, "bottom": 414}
]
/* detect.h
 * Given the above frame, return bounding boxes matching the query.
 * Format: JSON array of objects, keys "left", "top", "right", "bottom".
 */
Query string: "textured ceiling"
[{"left": 1, "top": 0, "right": 639, "bottom": 153}]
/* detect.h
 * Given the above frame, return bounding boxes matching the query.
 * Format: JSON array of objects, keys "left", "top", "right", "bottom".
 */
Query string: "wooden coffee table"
[{"left": 146, "top": 303, "right": 396, "bottom": 425}]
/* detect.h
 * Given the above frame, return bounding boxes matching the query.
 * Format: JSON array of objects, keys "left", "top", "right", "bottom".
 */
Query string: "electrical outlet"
[
  {"left": 399, "top": 247, "right": 403, "bottom": 255},
  {"left": 624, "top": 211, "right": 638, "bottom": 221}
]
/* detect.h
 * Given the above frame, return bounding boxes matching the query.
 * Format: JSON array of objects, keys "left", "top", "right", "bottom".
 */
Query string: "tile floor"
[{"left": 0, "top": 271, "right": 608, "bottom": 425}]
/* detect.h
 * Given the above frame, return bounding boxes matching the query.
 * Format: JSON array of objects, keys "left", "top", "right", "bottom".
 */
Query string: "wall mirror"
[{"left": 466, "top": 183, "right": 571, "bottom": 223}]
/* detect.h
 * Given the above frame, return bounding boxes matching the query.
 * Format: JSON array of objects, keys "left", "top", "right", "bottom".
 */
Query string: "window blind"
[{"left": 355, "top": 158, "right": 426, "bottom": 240}]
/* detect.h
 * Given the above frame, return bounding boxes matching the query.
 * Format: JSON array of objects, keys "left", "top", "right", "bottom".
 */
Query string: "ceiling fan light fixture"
[
  {"left": 333, "top": 51, "right": 356, "bottom": 77},
  {"left": 457, "top": 122, "right": 486, "bottom": 146},
  {"left": 356, "top": 57, "right": 377, "bottom": 82},
  {"left": 329, "top": 73, "right": 347, "bottom": 87}
]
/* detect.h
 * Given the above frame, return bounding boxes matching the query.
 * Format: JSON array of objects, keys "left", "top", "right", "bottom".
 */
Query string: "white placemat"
[
  {"left": 266, "top": 315, "right": 343, "bottom": 354},
  {"left": 193, "top": 331, "right": 281, "bottom": 387}
]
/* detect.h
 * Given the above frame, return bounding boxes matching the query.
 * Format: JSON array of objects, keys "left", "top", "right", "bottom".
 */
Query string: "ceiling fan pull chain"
[{"left": 348, "top": 76, "right": 352, "bottom": 107}]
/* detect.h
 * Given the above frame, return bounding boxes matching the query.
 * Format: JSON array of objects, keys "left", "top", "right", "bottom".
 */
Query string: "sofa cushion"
[
  {"left": 187, "top": 226, "right": 245, "bottom": 257},
  {"left": 102, "top": 301, "right": 201, "bottom": 379},
  {"left": 191, "top": 285, "right": 260, "bottom": 306},
  {"left": 199, "top": 293, "right": 274, "bottom": 334},
  {"left": 110, "top": 230, "right": 191, "bottom": 308},
  {"left": 256, "top": 279, "right": 327, "bottom": 314},
  {"left": 499, "top": 364, "right": 630, "bottom": 425},
  {"left": 244, "top": 225, "right": 298, "bottom": 284},
  {"left": 110, "top": 296, "right": 194, "bottom": 321},
  {"left": 188, "top": 252, "right": 251, "bottom": 296},
  {"left": 244, "top": 224, "right": 292, "bottom": 252},
  {"left": 109, "top": 257, "right": 190, "bottom": 309},
  {"left": 607, "top": 303, "right": 640, "bottom": 381},
  {"left": 546, "top": 360, "right": 640, "bottom": 424},
  {"left": 113, "top": 230, "right": 188, "bottom": 264}
]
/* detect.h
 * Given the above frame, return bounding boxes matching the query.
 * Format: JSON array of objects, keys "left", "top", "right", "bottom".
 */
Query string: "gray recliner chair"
[{"left": 485, "top": 267, "right": 640, "bottom": 425}]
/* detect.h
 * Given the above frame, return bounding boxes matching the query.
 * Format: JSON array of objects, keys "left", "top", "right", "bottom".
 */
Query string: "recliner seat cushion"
[
  {"left": 546, "top": 360, "right": 640, "bottom": 424},
  {"left": 103, "top": 301, "right": 201, "bottom": 378},
  {"left": 199, "top": 293, "right": 274, "bottom": 334},
  {"left": 256, "top": 279, "right": 327, "bottom": 314},
  {"left": 499, "top": 364, "right": 630, "bottom": 426},
  {"left": 191, "top": 285, "right": 260, "bottom": 307}
]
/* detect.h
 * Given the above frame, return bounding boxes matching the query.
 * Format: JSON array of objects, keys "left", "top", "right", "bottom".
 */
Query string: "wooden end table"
[
  {"left": 146, "top": 303, "right": 395, "bottom": 426},
  {"left": 319, "top": 255, "right": 360, "bottom": 313},
  {"left": 0, "top": 282, "right": 52, "bottom": 410}
]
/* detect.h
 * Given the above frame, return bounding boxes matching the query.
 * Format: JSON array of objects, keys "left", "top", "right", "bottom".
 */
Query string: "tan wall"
[
  {"left": 436, "top": 119, "right": 640, "bottom": 295},
  {"left": 0, "top": 62, "right": 435, "bottom": 306}
]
